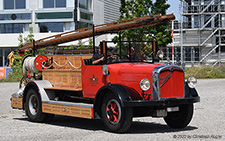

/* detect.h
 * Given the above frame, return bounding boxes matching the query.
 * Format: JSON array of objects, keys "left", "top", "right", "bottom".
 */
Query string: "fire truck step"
[
  {"left": 42, "top": 101, "right": 93, "bottom": 119},
  {"left": 11, "top": 97, "right": 23, "bottom": 109}
]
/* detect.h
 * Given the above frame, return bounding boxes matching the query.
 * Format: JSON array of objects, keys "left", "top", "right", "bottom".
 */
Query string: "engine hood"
[
  {"left": 108, "top": 63, "right": 161, "bottom": 83},
  {"left": 109, "top": 63, "right": 160, "bottom": 74}
]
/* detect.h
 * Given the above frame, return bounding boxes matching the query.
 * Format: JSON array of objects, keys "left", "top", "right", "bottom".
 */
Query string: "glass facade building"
[
  {"left": 0, "top": 0, "right": 121, "bottom": 67},
  {"left": 0, "top": 0, "right": 94, "bottom": 67}
]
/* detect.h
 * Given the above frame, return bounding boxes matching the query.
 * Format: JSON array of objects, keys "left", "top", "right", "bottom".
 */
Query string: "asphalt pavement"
[{"left": 0, "top": 79, "right": 224, "bottom": 141}]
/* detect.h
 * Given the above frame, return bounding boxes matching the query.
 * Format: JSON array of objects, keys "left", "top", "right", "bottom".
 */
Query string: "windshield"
[{"left": 102, "top": 41, "right": 158, "bottom": 64}]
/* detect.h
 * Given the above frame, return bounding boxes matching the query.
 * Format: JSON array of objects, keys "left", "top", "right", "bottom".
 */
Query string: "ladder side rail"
[{"left": 16, "top": 14, "right": 175, "bottom": 51}]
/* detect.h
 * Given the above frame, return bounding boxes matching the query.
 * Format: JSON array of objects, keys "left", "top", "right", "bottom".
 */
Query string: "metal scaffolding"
[{"left": 167, "top": 0, "right": 225, "bottom": 66}]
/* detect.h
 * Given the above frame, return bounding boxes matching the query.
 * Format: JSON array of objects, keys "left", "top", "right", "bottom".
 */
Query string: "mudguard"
[
  {"left": 184, "top": 82, "right": 199, "bottom": 97},
  {"left": 94, "top": 84, "right": 137, "bottom": 119},
  {"left": 23, "top": 80, "right": 53, "bottom": 109}
]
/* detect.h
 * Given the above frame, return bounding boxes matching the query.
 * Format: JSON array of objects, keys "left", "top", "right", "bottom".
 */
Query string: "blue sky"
[{"left": 167, "top": 0, "right": 180, "bottom": 20}]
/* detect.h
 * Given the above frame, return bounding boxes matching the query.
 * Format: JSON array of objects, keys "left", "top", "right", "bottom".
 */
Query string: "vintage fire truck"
[{"left": 11, "top": 14, "right": 200, "bottom": 132}]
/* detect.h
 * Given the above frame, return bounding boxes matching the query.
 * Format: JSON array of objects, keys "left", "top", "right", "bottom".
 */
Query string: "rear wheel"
[
  {"left": 164, "top": 104, "right": 193, "bottom": 128},
  {"left": 101, "top": 93, "right": 133, "bottom": 132},
  {"left": 25, "top": 89, "right": 54, "bottom": 122}
]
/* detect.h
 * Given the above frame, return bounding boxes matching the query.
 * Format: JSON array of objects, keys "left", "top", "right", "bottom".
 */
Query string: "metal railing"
[{"left": 200, "top": 45, "right": 219, "bottom": 62}]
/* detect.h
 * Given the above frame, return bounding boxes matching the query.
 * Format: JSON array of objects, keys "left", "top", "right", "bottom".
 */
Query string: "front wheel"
[
  {"left": 101, "top": 93, "right": 133, "bottom": 132},
  {"left": 25, "top": 89, "right": 54, "bottom": 122},
  {"left": 164, "top": 104, "right": 194, "bottom": 128}
]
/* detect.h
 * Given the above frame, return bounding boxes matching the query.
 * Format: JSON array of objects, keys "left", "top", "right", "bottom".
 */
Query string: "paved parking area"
[{"left": 0, "top": 80, "right": 224, "bottom": 141}]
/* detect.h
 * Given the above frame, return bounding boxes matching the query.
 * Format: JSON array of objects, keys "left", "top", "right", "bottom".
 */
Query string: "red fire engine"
[{"left": 11, "top": 14, "right": 200, "bottom": 132}]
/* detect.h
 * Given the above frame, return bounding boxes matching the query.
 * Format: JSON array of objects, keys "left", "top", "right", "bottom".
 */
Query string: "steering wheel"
[{"left": 107, "top": 53, "right": 121, "bottom": 63}]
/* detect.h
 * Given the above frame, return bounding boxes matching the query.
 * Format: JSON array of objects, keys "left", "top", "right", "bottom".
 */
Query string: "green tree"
[
  {"left": 18, "top": 27, "right": 34, "bottom": 47},
  {"left": 5, "top": 27, "right": 35, "bottom": 81},
  {"left": 77, "top": 40, "right": 85, "bottom": 49},
  {"left": 114, "top": 0, "right": 171, "bottom": 47},
  {"left": 88, "top": 38, "right": 93, "bottom": 49}
]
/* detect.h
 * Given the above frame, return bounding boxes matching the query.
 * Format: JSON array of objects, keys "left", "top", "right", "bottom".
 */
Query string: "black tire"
[
  {"left": 25, "top": 89, "right": 54, "bottom": 122},
  {"left": 101, "top": 93, "right": 133, "bottom": 132},
  {"left": 164, "top": 104, "right": 194, "bottom": 128}
]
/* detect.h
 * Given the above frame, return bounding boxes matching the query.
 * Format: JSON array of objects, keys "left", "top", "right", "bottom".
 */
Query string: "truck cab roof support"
[{"left": 92, "top": 25, "right": 96, "bottom": 55}]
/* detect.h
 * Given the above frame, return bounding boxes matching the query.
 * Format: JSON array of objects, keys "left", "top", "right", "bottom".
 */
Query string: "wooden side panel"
[
  {"left": 42, "top": 54, "right": 93, "bottom": 91},
  {"left": 11, "top": 97, "right": 23, "bottom": 109},
  {"left": 42, "top": 103, "right": 93, "bottom": 119},
  {"left": 42, "top": 70, "right": 82, "bottom": 90},
  {"left": 47, "top": 54, "right": 92, "bottom": 70},
  {"left": 70, "top": 72, "right": 82, "bottom": 89}
]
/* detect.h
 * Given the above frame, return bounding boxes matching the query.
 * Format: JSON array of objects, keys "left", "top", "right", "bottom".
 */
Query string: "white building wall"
[
  {"left": 38, "top": 0, "right": 43, "bottom": 9},
  {"left": 0, "top": 0, "right": 3, "bottom": 10},
  {"left": 93, "top": 0, "right": 104, "bottom": 25},
  {"left": 67, "top": 0, "right": 75, "bottom": 9},
  {"left": 104, "top": 0, "right": 120, "bottom": 23}
]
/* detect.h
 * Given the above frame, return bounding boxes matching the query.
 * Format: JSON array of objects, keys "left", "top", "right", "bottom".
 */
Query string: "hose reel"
[{"left": 23, "top": 55, "right": 48, "bottom": 78}]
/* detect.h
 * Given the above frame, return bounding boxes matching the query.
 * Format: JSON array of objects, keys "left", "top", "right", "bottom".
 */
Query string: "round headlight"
[
  {"left": 187, "top": 76, "right": 197, "bottom": 88},
  {"left": 140, "top": 79, "right": 150, "bottom": 91}
]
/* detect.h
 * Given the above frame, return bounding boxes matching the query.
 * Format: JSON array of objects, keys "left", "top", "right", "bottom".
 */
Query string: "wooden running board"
[{"left": 42, "top": 101, "right": 93, "bottom": 119}]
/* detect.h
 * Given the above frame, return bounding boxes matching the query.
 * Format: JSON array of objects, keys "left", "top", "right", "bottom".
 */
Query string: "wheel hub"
[
  {"left": 107, "top": 109, "right": 113, "bottom": 116},
  {"left": 29, "top": 95, "right": 38, "bottom": 115},
  {"left": 106, "top": 99, "right": 121, "bottom": 124}
]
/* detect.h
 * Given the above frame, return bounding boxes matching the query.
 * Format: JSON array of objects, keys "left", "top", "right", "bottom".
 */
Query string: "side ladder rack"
[{"left": 16, "top": 14, "right": 175, "bottom": 51}]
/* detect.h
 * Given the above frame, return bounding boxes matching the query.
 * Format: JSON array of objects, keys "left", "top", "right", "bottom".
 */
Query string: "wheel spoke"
[
  {"left": 108, "top": 115, "right": 113, "bottom": 121},
  {"left": 112, "top": 103, "right": 117, "bottom": 110},
  {"left": 113, "top": 110, "right": 118, "bottom": 116},
  {"left": 113, "top": 115, "right": 118, "bottom": 122}
]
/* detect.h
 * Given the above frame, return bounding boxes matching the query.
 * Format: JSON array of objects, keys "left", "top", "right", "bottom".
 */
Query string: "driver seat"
[{"left": 83, "top": 59, "right": 93, "bottom": 65}]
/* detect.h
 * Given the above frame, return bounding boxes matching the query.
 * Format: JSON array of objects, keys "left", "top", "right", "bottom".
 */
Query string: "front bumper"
[{"left": 124, "top": 96, "right": 200, "bottom": 107}]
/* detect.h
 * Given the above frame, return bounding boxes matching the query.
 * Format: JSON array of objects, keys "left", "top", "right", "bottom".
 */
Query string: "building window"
[
  {"left": 80, "top": 12, "right": 93, "bottom": 21},
  {"left": 78, "top": 22, "right": 92, "bottom": 29},
  {"left": 0, "top": 13, "right": 31, "bottom": 21},
  {"left": 4, "top": 0, "right": 26, "bottom": 10},
  {"left": 0, "top": 24, "right": 23, "bottom": 33},
  {"left": 204, "top": 0, "right": 211, "bottom": 5},
  {"left": 0, "top": 49, "right": 2, "bottom": 66},
  {"left": 194, "top": 15, "right": 199, "bottom": 28},
  {"left": 194, "top": 0, "right": 199, "bottom": 5},
  {"left": 79, "top": 0, "right": 91, "bottom": 10},
  {"left": 40, "top": 22, "right": 64, "bottom": 33},
  {"left": 214, "top": 15, "right": 219, "bottom": 28},
  {"left": 36, "top": 12, "right": 73, "bottom": 20},
  {"left": 204, "top": 15, "right": 211, "bottom": 28},
  {"left": 43, "top": 0, "right": 66, "bottom": 8}
]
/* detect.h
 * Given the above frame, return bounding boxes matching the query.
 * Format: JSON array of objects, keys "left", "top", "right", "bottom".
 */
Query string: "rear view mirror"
[
  {"left": 157, "top": 50, "right": 164, "bottom": 59},
  {"left": 102, "top": 65, "right": 109, "bottom": 76}
]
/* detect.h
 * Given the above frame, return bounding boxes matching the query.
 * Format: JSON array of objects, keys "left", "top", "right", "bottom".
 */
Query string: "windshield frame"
[{"left": 100, "top": 40, "right": 158, "bottom": 64}]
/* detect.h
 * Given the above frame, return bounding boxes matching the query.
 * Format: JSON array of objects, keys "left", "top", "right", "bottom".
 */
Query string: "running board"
[{"left": 42, "top": 101, "right": 93, "bottom": 119}]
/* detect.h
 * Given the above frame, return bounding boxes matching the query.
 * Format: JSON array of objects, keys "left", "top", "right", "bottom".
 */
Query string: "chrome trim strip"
[
  {"left": 152, "top": 64, "right": 184, "bottom": 100},
  {"left": 152, "top": 73, "right": 159, "bottom": 100},
  {"left": 153, "top": 65, "right": 184, "bottom": 74},
  {"left": 42, "top": 100, "right": 93, "bottom": 108}
]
